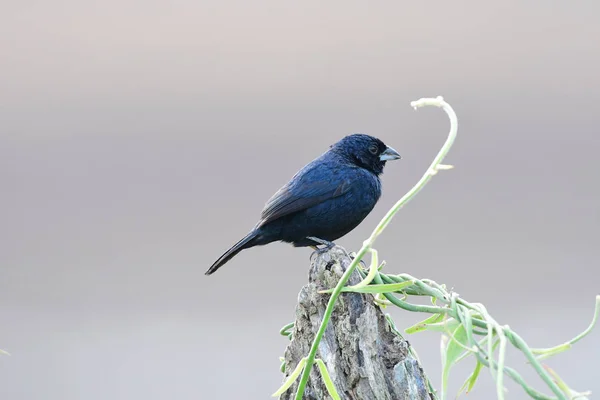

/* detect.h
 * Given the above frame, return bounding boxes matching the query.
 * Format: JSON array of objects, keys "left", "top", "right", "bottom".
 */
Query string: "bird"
[{"left": 205, "top": 133, "right": 401, "bottom": 275}]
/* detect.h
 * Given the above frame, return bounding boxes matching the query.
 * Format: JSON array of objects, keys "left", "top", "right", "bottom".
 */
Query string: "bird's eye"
[{"left": 368, "top": 145, "right": 378, "bottom": 155}]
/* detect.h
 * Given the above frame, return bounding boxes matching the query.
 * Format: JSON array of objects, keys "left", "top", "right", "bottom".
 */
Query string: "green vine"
[{"left": 273, "top": 96, "right": 598, "bottom": 400}]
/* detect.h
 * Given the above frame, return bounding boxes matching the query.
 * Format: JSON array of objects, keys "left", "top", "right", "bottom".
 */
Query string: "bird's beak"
[{"left": 379, "top": 146, "right": 401, "bottom": 161}]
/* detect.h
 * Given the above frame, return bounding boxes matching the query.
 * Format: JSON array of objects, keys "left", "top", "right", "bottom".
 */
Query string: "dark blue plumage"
[{"left": 205, "top": 134, "right": 401, "bottom": 275}]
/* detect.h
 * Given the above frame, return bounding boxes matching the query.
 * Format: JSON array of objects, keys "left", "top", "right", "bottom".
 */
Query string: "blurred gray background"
[{"left": 1, "top": 1, "right": 599, "bottom": 399}]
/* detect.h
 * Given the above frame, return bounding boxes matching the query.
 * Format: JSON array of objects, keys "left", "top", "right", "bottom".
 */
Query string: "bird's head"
[{"left": 330, "top": 134, "right": 401, "bottom": 175}]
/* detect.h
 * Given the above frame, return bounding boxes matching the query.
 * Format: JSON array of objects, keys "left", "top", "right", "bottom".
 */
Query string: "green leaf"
[
  {"left": 373, "top": 293, "right": 391, "bottom": 308},
  {"left": 445, "top": 324, "right": 470, "bottom": 365},
  {"left": 320, "top": 281, "right": 415, "bottom": 294},
  {"left": 0, "top": 348, "right": 9, "bottom": 356},
  {"left": 458, "top": 360, "right": 482, "bottom": 396},
  {"left": 405, "top": 313, "right": 444, "bottom": 334},
  {"left": 419, "top": 318, "right": 461, "bottom": 334},
  {"left": 441, "top": 324, "right": 469, "bottom": 400},
  {"left": 279, "top": 357, "right": 286, "bottom": 373},
  {"left": 532, "top": 343, "right": 571, "bottom": 360},
  {"left": 315, "top": 359, "right": 341, "bottom": 400},
  {"left": 544, "top": 365, "right": 591, "bottom": 400},
  {"left": 279, "top": 322, "right": 294, "bottom": 338},
  {"left": 345, "top": 248, "right": 379, "bottom": 290},
  {"left": 272, "top": 357, "right": 307, "bottom": 397}
]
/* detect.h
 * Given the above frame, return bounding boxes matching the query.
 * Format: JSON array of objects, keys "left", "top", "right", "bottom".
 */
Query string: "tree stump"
[{"left": 279, "top": 246, "right": 433, "bottom": 400}]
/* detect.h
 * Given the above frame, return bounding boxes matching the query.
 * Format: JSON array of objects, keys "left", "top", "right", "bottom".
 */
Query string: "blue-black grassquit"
[{"left": 205, "top": 134, "right": 401, "bottom": 275}]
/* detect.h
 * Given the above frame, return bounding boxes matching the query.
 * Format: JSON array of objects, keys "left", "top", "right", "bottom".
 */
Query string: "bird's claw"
[
  {"left": 307, "top": 237, "right": 338, "bottom": 262},
  {"left": 306, "top": 239, "right": 366, "bottom": 269},
  {"left": 307, "top": 236, "right": 336, "bottom": 250}
]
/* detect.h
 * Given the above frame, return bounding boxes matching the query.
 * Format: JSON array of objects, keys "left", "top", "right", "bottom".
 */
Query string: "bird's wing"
[{"left": 258, "top": 162, "right": 353, "bottom": 226}]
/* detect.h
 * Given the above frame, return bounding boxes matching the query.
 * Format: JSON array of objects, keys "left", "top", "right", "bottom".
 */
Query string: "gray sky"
[{"left": 2, "top": 1, "right": 599, "bottom": 399}]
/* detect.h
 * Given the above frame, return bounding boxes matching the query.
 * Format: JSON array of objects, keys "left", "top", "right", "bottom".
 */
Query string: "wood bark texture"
[{"left": 279, "top": 246, "right": 434, "bottom": 400}]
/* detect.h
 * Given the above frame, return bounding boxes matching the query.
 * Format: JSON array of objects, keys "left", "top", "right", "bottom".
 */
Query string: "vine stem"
[
  {"left": 293, "top": 96, "right": 459, "bottom": 400},
  {"left": 369, "top": 96, "right": 458, "bottom": 240}
]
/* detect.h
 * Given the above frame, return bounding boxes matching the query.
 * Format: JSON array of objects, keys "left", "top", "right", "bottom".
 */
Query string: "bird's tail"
[{"left": 205, "top": 231, "right": 259, "bottom": 275}]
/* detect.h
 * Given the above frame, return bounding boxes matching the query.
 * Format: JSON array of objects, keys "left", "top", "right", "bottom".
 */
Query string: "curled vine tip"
[{"left": 411, "top": 95, "right": 446, "bottom": 109}]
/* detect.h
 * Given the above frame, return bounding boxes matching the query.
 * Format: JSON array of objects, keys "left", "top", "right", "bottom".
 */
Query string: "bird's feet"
[
  {"left": 306, "top": 238, "right": 367, "bottom": 269},
  {"left": 307, "top": 236, "right": 336, "bottom": 250},
  {"left": 308, "top": 237, "right": 337, "bottom": 261}
]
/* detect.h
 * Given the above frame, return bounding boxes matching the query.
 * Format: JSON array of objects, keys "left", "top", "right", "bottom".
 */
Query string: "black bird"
[{"left": 205, "top": 134, "right": 401, "bottom": 275}]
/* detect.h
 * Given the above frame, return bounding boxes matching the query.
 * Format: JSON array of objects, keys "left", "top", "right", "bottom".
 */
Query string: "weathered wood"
[{"left": 280, "top": 246, "right": 433, "bottom": 400}]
